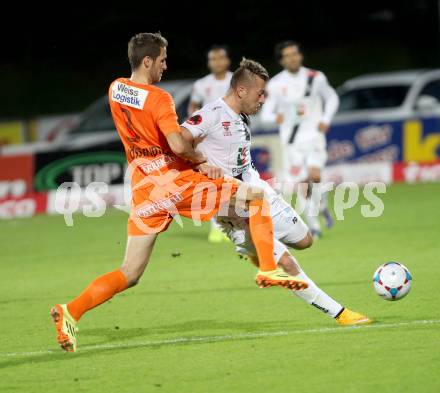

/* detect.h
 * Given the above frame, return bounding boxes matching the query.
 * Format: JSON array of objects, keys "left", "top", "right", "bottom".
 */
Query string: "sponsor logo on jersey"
[
  {"left": 232, "top": 163, "right": 250, "bottom": 176},
  {"left": 111, "top": 82, "right": 149, "bottom": 109},
  {"left": 136, "top": 191, "right": 183, "bottom": 218},
  {"left": 187, "top": 114, "right": 203, "bottom": 125},
  {"left": 237, "top": 146, "right": 249, "bottom": 166},
  {"left": 138, "top": 155, "right": 177, "bottom": 175},
  {"left": 222, "top": 121, "right": 232, "bottom": 136}
]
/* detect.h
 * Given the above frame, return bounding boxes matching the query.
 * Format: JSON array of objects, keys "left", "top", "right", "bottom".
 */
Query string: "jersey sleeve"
[
  {"left": 260, "top": 79, "right": 279, "bottom": 124},
  {"left": 315, "top": 72, "right": 340, "bottom": 125},
  {"left": 190, "top": 80, "right": 204, "bottom": 105},
  {"left": 181, "top": 109, "right": 214, "bottom": 138},
  {"left": 156, "top": 92, "right": 180, "bottom": 136}
]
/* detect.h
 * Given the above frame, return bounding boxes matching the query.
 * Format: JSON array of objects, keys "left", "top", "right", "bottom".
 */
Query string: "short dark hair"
[
  {"left": 274, "top": 40, "right": 302, "bottom": 61},
  {"left": 230, "top": 58, "right": 269, "bottom": 89},
  {"left": 128, "top": 32, "right": 168, "bottom": 71},
  {"left": 207, "top": 44, "right": 230, "bottom": 58}
]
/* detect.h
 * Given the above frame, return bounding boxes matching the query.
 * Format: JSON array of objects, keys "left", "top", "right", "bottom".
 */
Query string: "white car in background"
[{"left": 326, "top": 69, "right": 440, "bottom": 165}]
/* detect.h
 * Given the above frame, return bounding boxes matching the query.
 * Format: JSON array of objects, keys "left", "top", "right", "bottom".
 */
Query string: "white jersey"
[
  {"left": 182, "top": 98, "right": 290, "bottom": 216},
  {"left": 261, "top": 67, "right": 339, "bottom": 147},
  {"left": 190, "top": 72, "right": 233, "bottom": 107}
]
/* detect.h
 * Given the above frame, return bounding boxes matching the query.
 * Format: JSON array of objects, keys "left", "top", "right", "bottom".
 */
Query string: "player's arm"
[
  {"left": 180, "top": 126, "right": 195, "bottom": 145},
  {"left": 180, "top": 114, "right": 224, "bottom": 179},
  {"left": 260, "top": 81, "right": 282, "bottom": 124},
  {"left": 180, "top": 125, "right": 223, "bottom": 179},
  {"left": 157, "top": 92, "right": 205, "bottom": 164},
  {"left": 165, "top": 132, "right": 206, "bottom": 164},
  {"left": 317, "top": 73, "right": 340, "bottom": 133},
  {"left": 187, "top": 81, "right": 203, "bottom": 117}
]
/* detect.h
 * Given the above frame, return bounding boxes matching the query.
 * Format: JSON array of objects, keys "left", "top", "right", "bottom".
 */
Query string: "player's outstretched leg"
[
  {"left": 278, "top": 251, "right": 372, "bottom": 325},
  {"left": 50, "top": 234, "right": 157, "bottom": 352}
]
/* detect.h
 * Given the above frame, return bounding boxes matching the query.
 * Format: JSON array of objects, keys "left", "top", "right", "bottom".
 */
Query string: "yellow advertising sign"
[
  {"left": 404, "top": 120, "right": 440, "bottom": 162},
  {"left": 0, "top": 121, "right": 25, "bottom": 145}
]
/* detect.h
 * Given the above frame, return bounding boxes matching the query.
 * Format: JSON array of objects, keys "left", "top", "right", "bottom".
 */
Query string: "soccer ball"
[{"left": 373, "top": 262, "right": 412, "bottom": 301}]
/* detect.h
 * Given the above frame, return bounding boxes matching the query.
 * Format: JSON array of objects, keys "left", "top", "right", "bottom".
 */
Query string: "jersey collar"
[{"left": 219, "top": 98, "right": 241, "bottom": 120}]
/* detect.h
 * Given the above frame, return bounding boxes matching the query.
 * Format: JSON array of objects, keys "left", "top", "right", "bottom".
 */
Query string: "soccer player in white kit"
[
  {"left": 261, "top": 41, "right": 339, "bottom": 239},
  {"left": 188, "top": 45, "right": 234, "bottom": 243},
  {"left": 182, "top": 58, "right": 371, "bottom": 325}
]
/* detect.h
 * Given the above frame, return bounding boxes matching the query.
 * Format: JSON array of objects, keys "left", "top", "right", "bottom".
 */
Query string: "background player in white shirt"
[
  {"left": 182, "top": 58, "right": 370, "bottom": 325},
  {"left": 188, "top": 45, "right": 233, "bottom": 114},
  {"left": 188, "top": 45, "right": 234, "bottom": 243},
  {"left": 261, "top": 41, "right": 339, "bottom": 239}
]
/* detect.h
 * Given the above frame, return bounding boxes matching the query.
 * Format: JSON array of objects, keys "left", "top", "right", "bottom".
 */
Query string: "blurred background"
[{"left": 1, "top": 0, "right": 440, "bottom": 217}]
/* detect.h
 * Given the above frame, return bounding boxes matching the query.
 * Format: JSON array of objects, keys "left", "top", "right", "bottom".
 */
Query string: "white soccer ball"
[{"left": 373, "top": 262, "right": 412, "bottom": 301}]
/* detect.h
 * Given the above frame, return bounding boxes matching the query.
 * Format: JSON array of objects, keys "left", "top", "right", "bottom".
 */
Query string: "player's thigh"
[
  {"left": 121, "top": 234, "right": 158, "bottom": 286},
  {"left": 176, "top": 172, "right": 239, "bottom": 221},
  {"left": 306, "top": 146, "right": 327, "bottom": 182},
  {"left": 308, "top": 166, "right": 322, "bottom": 183},
  {"left": 273, "top": 206, "right": 311, "bottom": 249},
  {"left": 283, "top": 145, "right": 308, "bottom": 183},
  {"left": 228, "top": 181, "right": 265, "bottom": 215}
]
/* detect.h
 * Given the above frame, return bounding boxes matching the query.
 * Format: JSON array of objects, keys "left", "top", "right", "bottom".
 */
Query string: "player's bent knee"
[
  {"left": 308, "top": 168, "right": 321, "bottom": 183},
  {"left": 120, "top": 265, "right": 143, "bottom": 288},
  {"left": 292, "top": 231, "right": 314, "bottom": 250}
]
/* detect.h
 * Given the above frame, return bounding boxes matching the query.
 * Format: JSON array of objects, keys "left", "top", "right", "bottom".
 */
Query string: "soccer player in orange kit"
[{"left": 50, "top": 32, "right": 307, "bottom": 352}]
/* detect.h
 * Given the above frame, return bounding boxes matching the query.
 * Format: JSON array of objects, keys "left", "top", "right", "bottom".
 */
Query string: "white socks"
[{"left": 293, "top": 270, "right": 343, "bottom": 318}]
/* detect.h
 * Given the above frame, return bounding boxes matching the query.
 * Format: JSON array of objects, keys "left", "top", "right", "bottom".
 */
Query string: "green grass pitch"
[{"left": 1, "top": 183, "right": 439, "bottom": 393}]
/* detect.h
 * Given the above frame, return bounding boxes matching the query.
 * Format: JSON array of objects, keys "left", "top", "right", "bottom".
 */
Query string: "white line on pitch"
[{"left": 2, "top": 319, "right": 439, "bottom": 359}]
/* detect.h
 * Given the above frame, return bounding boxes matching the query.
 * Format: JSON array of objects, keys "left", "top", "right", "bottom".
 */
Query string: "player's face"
[
  {"left": 151, "top": 47, "right": 168, "bottom": 83},
  {"left": 207, "top": 49, "right": 231, "bottom": 75},
  {"left": 240, "top": 76, "right": 267, "bottom": 115},
  {"left": 280, "top": 45, "right": 303, "bottom": 73}
]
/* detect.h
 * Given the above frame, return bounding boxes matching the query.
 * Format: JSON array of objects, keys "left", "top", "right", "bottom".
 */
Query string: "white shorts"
[
  {"left": 217, "top": 200, "right": 309, "bottom": 262},
  {"left": 282, "top": 137, "right": 327, "bottom": 182}
]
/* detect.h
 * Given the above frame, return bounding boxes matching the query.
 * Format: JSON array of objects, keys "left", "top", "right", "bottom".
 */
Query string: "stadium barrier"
[{"left": 1, "top": 154, "right": 439, "bottom": 219}]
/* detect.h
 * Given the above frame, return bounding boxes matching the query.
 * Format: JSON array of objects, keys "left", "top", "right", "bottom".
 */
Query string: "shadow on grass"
[{"left": 0, "top": 318, "right": 301, "bottom": 370}]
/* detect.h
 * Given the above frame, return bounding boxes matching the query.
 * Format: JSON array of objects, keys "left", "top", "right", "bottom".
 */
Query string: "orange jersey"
[
  {"left": 109, "top": 78, "right": 191, "bottom": 187},
  {"left": 109, "top": 77, "right": 238, "bottom": 236}
]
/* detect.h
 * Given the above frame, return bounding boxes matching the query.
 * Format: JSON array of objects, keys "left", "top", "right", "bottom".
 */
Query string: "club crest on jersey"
[
  {"left": 187, "top": 114, "right": 202, "bottom": 125},
  {"left": 222, "top": 121, "right": 232, "bottom": 136}
]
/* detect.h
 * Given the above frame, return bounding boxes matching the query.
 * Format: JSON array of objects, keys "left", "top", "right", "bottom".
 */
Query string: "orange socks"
[
  {"left": 248, "top": 199, "right": 277, "bottom": 272},
  {"left": 67, "top": 269, "right": 128, "bottom": 321}
]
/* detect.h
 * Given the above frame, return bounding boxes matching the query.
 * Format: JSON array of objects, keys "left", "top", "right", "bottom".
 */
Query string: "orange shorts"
[{"left": 127, "top": 169, "right": 238, "bottom": 236}]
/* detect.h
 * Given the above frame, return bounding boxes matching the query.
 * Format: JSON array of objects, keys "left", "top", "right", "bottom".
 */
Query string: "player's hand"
[
  {"left": 196, "top": 163, "right": 224, "bottom": 179},
  {"left": 276, "top": 113, "right": 284, "bottom": 125},
  {"left": 318, "top": 122, "right": 329, "bottom": 133},
  {"left": 190, "top": 151, "right": 207, "bottom": 165}
]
